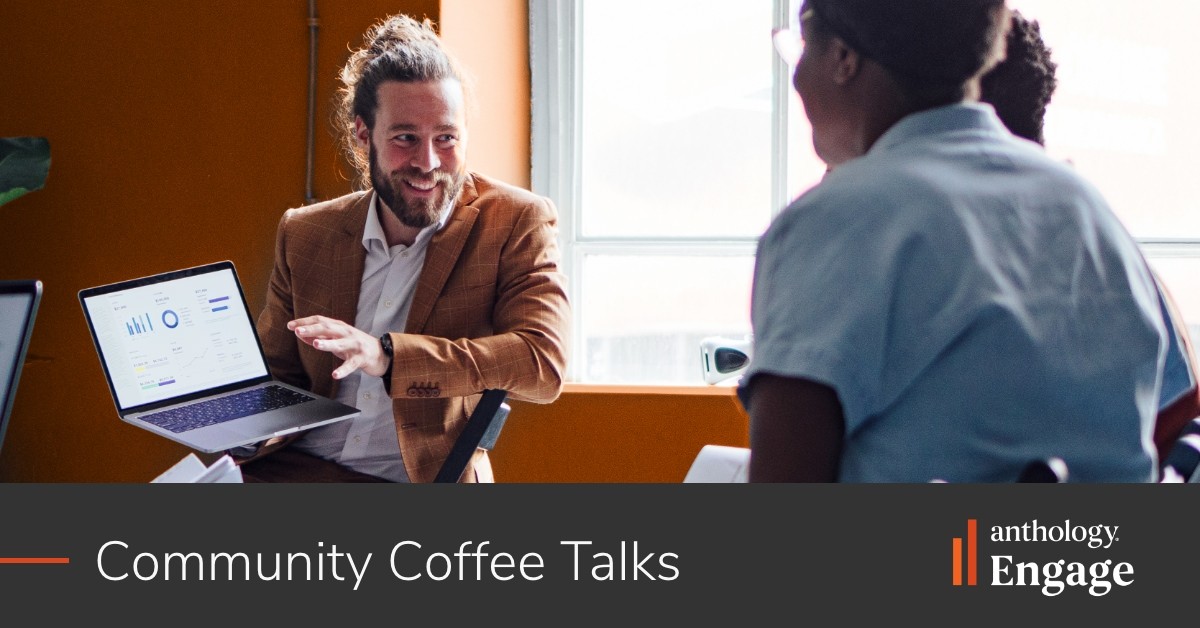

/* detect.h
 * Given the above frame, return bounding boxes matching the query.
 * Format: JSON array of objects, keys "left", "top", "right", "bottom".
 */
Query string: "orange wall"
[
  {"left": 0, "top": 0, "right": 750, "bottom": 482},
  {"left": 0, "top": 0, "right": 438, "bottom": 481},
  {"left": 440, "top": 0, "right": 532, "bottom": 188},
  {"left": 496, "top": 388, "right": 749, "bottom": 483}
]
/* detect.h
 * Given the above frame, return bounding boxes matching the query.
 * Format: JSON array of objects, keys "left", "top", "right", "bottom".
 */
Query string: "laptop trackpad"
[{"left": 227, "top": 411, "right": 304, "bottom": 438}]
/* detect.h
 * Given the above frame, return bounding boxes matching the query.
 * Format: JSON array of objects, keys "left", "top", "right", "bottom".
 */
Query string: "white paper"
[
  {"left": 152, "top": 453, "right": 243, "bottom": 483},
  {"left": 683, "top": 445, "right": 749, "bottom": 483},
  {"left": 195, "top": 455, "right": 243, "bottom": 483},
  {"left": 151, "top": 453, "right": 207, "bottom": 483}
]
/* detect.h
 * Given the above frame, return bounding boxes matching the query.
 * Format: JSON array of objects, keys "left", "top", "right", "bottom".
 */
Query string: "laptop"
[
  {"left": 79, "top": 261, "right": 359, "bottom": 453},
  {"left": 0, "top": 280, "right": 42, "bottom": 453}
]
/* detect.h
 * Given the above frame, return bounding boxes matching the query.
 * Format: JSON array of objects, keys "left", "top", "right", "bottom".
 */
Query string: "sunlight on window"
[
  {"left": 1148, "top": 257, "right": 1200, "bottom": 341},
  {"left": 1011, "top": 0, "right": 1200, "bottom": 238},
  {"left": 580, "top": 0, "right": 778, "bottom": 238},
  {"left": 574, "top": 0, "right": 782, "bottom": 383},
  {"left": 580, "top": 255, "right": 754, "bottom": 384},
  {"left": 551, "top": 0, "right": 1200, "bottom": 384}
]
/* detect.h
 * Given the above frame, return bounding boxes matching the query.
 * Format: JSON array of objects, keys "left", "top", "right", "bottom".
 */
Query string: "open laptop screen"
[
  {"left": 80, "top": 265, "right": 269, "bottom": 411},
  {"left": 0, "top": 280, "right": 42, "bottom": 449}
]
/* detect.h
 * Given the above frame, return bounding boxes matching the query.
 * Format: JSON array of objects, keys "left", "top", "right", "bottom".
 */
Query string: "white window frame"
[
  {"left": 530, "top": 0, "right": 795, "bottom": 383},
  {"left": 530, "top": 0, "right": 1200, "bottom": 384}
]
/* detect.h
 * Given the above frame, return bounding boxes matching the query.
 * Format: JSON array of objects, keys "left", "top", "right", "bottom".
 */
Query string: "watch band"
[{"left": 379, "top": 333, "right": 394, "bottom": 388}]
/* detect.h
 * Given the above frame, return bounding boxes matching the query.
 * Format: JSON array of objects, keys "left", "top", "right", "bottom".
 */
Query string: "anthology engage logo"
[{"left": 950, "top": 518, "right": 1134, "bottom": 597}]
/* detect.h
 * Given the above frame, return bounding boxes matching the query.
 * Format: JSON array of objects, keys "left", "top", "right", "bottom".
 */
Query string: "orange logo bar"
[
  {"left": 968, "top": 519, "right": 977, "bottom": 586},
  {"left": 0, "top": 557, "right": 70, "bottom": 564},
  {"left": 952, "top": 519, "right": 978, "bottom": 586}
]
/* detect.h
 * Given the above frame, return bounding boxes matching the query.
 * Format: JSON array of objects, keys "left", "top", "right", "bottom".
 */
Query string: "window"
[
  {"left": 531, "top": 0, "right": 814, "bottom": 384},
  {"left": 532, "top": 0, "right": 1200, "bottom": 384}
]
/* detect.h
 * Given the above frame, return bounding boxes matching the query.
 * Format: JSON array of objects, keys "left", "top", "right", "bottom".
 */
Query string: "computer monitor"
[{"left": 0, "top": 280, "right": 43, "bottom": 452}]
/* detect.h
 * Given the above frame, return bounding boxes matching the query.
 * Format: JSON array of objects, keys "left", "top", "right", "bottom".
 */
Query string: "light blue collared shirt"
[{"left": 742, "top": 103, "right": 1167, "bottom": 482}]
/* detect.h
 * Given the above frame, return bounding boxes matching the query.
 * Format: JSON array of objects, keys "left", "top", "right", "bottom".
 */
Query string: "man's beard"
[{"left": 369, "top": 142, "right": 465, "bottom": 229}]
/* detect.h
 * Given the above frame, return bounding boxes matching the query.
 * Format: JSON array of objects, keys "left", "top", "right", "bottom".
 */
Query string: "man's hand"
[{"left": 289, "top": 315, "right": 390, "bottom": 380}]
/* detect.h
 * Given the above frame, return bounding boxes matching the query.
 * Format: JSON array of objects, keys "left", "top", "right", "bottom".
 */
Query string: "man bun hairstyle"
[
  {"left": 335, "top": 14, "right": 464, "bottom": 189},
  {"left": 804, "top": 0, "right": 1010, "bottom": 108}
]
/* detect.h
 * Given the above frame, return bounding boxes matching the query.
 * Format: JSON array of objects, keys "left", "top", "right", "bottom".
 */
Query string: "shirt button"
[
  {"left": 401, "top": 251, "right": 409, "bottom": 258},
  {"left": 354, "top": 436, "right": 362, "bottom": 444},
  {"left": 384, "top": 300, "right": 393, "bottom": 308},
  {"left": 363, "top": 393, "right": 371, "bottom": 400}
]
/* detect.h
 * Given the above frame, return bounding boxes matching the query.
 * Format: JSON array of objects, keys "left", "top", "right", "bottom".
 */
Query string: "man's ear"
[
  {"left": 829, "top": 37, "right": 861, "bottom": 86},
  {"left": 354, "top": 116, "right": 370, "bottom": 150}
]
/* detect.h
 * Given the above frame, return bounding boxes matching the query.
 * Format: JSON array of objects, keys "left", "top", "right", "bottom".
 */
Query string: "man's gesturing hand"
[{"left": 289, "top": 316, "right": 390, "bottom": 380}]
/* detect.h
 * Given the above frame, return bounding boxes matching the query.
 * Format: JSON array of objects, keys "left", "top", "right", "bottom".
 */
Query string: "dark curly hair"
[
  {"left": 979, "top": 11, "right": 1058, "bottom": 145},
  {"left": 335, "top": 14, "right": 465, "bottom": 189},
  {"left": 803, "top": 0, "right": 1010, "bottom": 109}
]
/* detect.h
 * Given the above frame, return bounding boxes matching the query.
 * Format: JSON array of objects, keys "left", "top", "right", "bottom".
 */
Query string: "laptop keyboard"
[{"left": 140, "top": 385, "right": 315, "bottom": 433}]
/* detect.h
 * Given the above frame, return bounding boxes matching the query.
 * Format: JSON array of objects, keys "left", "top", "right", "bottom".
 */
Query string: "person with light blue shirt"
[
  {"left": 742, "top": 0, "right": 1167, "bottom": 482},
  {"left": 977, "top": 11, "right": 1197, "bottom": 456}
]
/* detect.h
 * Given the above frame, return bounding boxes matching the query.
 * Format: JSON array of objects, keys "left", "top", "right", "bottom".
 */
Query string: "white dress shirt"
[{"left": 292, "top": 194, "right": 449, "bottom": 481}]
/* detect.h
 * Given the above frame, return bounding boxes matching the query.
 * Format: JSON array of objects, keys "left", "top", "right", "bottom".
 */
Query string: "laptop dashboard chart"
[{"left": 83, "top": 268, "right": 268, "bottom": 410}]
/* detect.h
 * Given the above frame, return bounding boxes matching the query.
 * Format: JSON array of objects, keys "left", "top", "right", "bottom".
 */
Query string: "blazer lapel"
[
  {"left": 331, "top": 193, "right": 371, "bottom": 325},
  {"left": 328, "top": 193, "right": 371, "bottom": 385},
  {"left": 406, "top": 176, "right": 481, "bottom": 333}
]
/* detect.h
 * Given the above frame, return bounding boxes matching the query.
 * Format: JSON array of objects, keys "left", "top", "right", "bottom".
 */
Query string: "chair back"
[
  {"left": 434, "top": 390, "right": 510, "bottom": 483},
  {"left": 1161, "top": 418, "right": 1200, "bottom": 482},
  {"left": 1016, "top": 457, "right": 1069, "bottom": 483}
]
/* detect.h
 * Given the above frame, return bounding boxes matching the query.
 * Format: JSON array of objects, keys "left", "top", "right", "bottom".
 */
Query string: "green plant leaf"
[
  {"left": 0, "top": 187, "right": 30, "bottom": 206},
  {"left": 0, "top": 137, "right": 51, "bottom": 207}
]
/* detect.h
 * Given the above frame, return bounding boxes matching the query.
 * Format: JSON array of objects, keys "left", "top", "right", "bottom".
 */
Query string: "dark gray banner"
[{"left": 0, "top": 484, "right": 1192, "bottom": 623}]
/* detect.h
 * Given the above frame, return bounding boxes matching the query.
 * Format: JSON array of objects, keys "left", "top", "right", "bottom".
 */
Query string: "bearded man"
[{"left": 239, "top": 14, "right": 568, "bottom": 482}]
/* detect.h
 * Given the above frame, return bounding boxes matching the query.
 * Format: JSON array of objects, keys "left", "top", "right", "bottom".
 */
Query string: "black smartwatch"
[{"left": 379, "top": 333, "right": 394, "bottom": 386}]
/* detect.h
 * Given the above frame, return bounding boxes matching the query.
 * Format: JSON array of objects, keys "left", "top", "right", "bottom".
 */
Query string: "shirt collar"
[
  {"left": 361, "top": 192, "right": 452, "bottom": 251},
  {"left": 869, "top": 102, "right": 1009, "bottom": 156}
]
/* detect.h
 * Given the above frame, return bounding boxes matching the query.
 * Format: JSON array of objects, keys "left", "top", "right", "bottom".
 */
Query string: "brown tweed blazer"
[{"left": 256, "top": 172, "right": 569, "bottom": 482}]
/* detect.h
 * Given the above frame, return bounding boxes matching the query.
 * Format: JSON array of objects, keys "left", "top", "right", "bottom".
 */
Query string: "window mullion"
[
  {"left": 771, "top": 0, "right": 792, "bottom": 218},
  {"left": 1138, "top": 240, "right": 1200, "bottom": 255},
  {"left": 530, "top": 0, "right": 585, "bottom": 381},
  {"left": 574, "top": 241, "right": 759, "bottom": 257}
]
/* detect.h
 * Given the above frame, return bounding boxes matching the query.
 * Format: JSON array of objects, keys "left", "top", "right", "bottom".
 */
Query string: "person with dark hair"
[
  {"left": 238, "top": 14, "right": 569, "bottom": 482},
  {"left": 742, "top": 0, "right": 1167, "bottom": 482},
  {"left": 980, "top": 10, "right": 1058, "bottom": 145},
  {"left": 977, "top": 13, "right": 1199, "bottom": 466}
]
